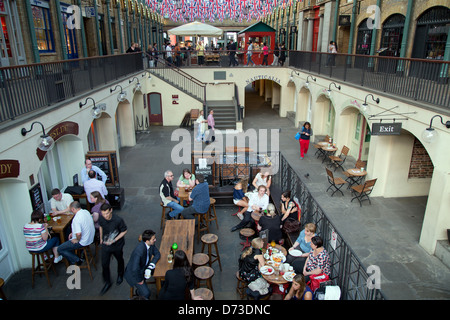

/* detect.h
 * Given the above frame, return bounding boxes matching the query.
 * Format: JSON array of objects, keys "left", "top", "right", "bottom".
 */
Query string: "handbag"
[
  {"left": 283, "top": 217, "right": 301, "bottom": 233},
  {"left": 295, "top": 132, "right": 301, "bottom": 140},
  {"left": 307, "top": 273, "right": 330, "bottom": 293}
]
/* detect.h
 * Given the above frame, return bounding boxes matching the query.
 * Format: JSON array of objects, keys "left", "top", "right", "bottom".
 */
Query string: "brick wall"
[{"left": 408, "top": 138, "right": 434, "bottom": 179}]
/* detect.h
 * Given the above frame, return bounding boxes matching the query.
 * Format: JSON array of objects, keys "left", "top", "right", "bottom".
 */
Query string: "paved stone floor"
[{"left": 3, "top": 86, "right": 450, "bottom": 304}]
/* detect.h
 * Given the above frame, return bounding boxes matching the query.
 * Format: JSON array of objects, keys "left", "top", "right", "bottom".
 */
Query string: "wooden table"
[
  {"left": 261, "top": 245, "right": 290, "bottom": 285},
  {"left": 47, "top": 214, "right": 74, "bottom": 243},
  {"left": 178, "top": 187, "right": 193, "bottom": 206},
  {"left": 321, "top": 145, "right": 338, "bottom": 164},
  {"left": 153, "top": 219, "right": 195, "bottom": 293},
  {"left": 345, "top": 168, "right": 368, "bottom": 187}
]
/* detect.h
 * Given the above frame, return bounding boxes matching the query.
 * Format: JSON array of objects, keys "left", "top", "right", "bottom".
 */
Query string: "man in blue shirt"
[
  {"left": 81, "top": 159, "right": 107, "bottom": 184},
  {"left": 181, "top": 174, "right": 210, "bottom": 219}
]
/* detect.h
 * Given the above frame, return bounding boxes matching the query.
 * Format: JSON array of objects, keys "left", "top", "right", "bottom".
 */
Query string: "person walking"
[
  {"left": 246, "top": 41, "right": 256, "bottom": 66},
  {"left": 271, "top": 42, "right": 279, "bottom": 66},
  {"left": 261, "top": 43, "right": 269, "bottom": 66},
  {"left": 298, "top": 122, "right": 313, "bottom": 159},
  {"left": 205, "top": 109, "right": 215, "bottom": 144},
  {"left": 98, "top": 203, "right": 128, "bottom": 295}
]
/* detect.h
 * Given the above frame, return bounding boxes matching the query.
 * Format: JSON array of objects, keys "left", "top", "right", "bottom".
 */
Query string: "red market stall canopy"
[{"left": 238, "top": 21, "right": 276, "bottom": 65}]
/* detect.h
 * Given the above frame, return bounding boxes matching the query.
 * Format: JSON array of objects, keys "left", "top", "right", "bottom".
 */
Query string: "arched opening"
[
  {"left": 338, "top": 106, "right": 370, "bottom": 161},
  {"left": 311, "top": 94, "right": 336, "bottom": 139}
]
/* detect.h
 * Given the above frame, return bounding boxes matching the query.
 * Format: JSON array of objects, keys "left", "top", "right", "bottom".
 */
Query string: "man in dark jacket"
[{"left": 124, "top": 230, "right": 160, "bottom": 299}]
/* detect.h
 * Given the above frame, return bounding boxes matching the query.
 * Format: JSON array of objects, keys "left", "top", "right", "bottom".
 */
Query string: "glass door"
[
  {"left": 0, "top": 16, "right": 10, "bottom": 67},
  {"left": 61, "top": 11, "right": 78, "bottom": 59}
]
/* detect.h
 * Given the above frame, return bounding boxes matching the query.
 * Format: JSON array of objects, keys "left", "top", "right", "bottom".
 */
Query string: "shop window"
[{"left": 32, "top": 4, "right": 55, "bottom": 52}]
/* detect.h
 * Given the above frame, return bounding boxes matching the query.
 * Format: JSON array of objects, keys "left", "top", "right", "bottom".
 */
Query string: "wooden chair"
[
  {"left": 329, "top": 145, "right": 349, "bottom": 172},
  {"left": 351, "top": 178, "right": 377, "bottom": 207},
  {"left": 236, "top": 271, "right": 248, "bottom": 299},
  {"left": 314, "top": 135, "right": 331, "bottom": 158},
  {"left": 30, "top": 251, "right": 58, "bottom": 288},
  {"left": 325, "top": 168, "right": 347, "bottom": 196}
]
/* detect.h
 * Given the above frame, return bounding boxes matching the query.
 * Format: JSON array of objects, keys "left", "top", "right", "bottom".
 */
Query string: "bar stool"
[
  {"left": 192, "top": 253, "right": 209, "bottom": 269},
  {"left": 75, "top": 245, "right": 96, "bottom": 280},
  {"left": 194, "top": 288, "right": 214, "bottom": 300},
  {"left": 201, "top": 233, "right": 222, "bottom": 271},
  {"left": 194, "top": 213, "right": 209, "bottom": 243},
  {"left": 0, "top": 278, "right": 6, "bottom": 300},
  {"left": 236, "top": 271, "right": 248, "bottom": 299},
  {"left": 207, "top": 198, "right": 219, "bottom": 229},
  {"left": 240, "top": 228, "right": 255, "bottom": 251},
  {"left": 129, "top": 278, "right": 155, "bottom": 299},
  {"left": 160, "top": 202, "right": 173, "bottom": 230},
  {"left": 194, "top": 266, "right": 214, "bottom": 293},
  {"left": 30, "top": 251, "right": 57, "bottom": 288}
]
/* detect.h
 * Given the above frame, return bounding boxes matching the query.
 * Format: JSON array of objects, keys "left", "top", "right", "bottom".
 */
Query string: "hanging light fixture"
[
  {"left": 422, "top": 115, "right": 450, "bottom": 143},
  {"left": 91, "top": 103, "right": 107, "bottom": 119},
  {"left": 21, "top": 121, "right": 55, "bottom": 152},
  {"left": 305, "top": 75, "right": 316, "bottom": 88},
  {"left": 110, "top": 85, "right": 127, "bottom": 102},
  {"left": 362, "top": 94, "right": 380, "bottom": 113},
  {"left": 327, "top": 82, "right": 341, "bottom": 96},
  {"left": 129, "top": 77, "right": 142, "bottom": 93}
]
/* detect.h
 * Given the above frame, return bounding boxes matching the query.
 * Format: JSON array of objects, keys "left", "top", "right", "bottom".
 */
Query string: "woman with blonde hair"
[
  {"left": 284, "top": 274, "right": 313, "bottom": 300},
  {"left": 238, "top": 237, "right": 265, "bottom": 282},
  {"left": 257, "top": 203, "right": 283, "bottom": 244}
]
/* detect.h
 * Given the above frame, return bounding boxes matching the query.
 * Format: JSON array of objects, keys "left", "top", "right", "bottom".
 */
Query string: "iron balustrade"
[
  {"left": 273, "top": 153, "right": 386, "bottom": 300},
  {"left": 0, "top": 53, "right": 144, "bottom": 124},
  {"left": 288, "top": 50, "right": 450, "bottom": 109}
]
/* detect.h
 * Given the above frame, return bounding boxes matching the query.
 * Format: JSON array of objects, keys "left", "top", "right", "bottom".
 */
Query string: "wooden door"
[{"left": 147, "top": 93, "right": 163, "bottom": 125}]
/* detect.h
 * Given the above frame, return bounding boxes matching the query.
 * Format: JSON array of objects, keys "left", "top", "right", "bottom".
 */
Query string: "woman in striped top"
[{"left": 23, "top": 210, "right": 63, "bottom": 263}]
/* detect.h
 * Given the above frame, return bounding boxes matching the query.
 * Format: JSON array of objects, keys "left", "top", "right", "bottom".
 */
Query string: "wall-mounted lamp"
[
  {"left": 327, "top": 82, "right": 341, "bottom": 95},
  {"left": 422, "top": 115, "right": 450, "bottom": 143},
  {"left": 110, "top": 85, "right": 127, "bottom": 102},
  {"left": 362, "top": 94, "right": 380, "bottom": 113},
  {"left": 289, "top": 70, "right": 300, "bottom": 82},
  {"left": 21, "top": 121, "right": 54, "bottom": 151},
  {"left": 129, "top": 77, "right": 142, "bottom": 93},
  {"left": 91, "top": 103, "right": 107, "bottom": 119},
  {"left": 79, "top": 96, "right": 95, "bottom": 109},
  {"left": 143, "top": 71, "right": 152, "bottom": 80},
  {"left": 305, "top": 75, "right": 316, "bottom": 88}
]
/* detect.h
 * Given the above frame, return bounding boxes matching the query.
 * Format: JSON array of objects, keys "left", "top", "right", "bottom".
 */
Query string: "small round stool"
[
  {"left": 207, "top": 198, "right": 219, "bottom": 229},
  {"left": 160, "top": 202, "right": 173, "bottom": 230},
  {"left": 194, "top": 288, "right": 214, "bottom": 300},
  {"left": 194, "top": 266, "right": 214, "bottom": 293},
  {"left": 201, "top": 234, "right": 222, "bottom": 271},
  {"left": 192, "top": 253, "right": 209, "bottom": 269},
  {"left": 236, "top": 271, "right": 248, "bottom": 299},
  {"left": 240, "top": 228, "right": 255, "bottom": 251},
  {"left": 75, "top": 245, "right": 97, "bottom": 280}
]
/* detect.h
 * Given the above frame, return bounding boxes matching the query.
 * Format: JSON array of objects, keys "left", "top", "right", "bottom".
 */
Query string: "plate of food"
[
  {"left": 283, "top": 272, "right": 296, "bottom": 282},
  {"left": 271, "top": 253, "right": 286, "bottom": 263},
  {"left": 260, "top": 266, "right": 274, "bottom": 275},
  {"left": 289, "top": 249, "right": 303, "bottom": 257}
]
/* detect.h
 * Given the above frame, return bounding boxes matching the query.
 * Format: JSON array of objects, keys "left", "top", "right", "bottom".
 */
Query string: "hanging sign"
[{"left": 371, "top": 122, "right": 402, "bottom": 135}]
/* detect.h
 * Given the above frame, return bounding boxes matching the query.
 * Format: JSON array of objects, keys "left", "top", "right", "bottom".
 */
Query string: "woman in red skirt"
[{"left": 298, "top": 122, "right": 312, "bottom": 159}]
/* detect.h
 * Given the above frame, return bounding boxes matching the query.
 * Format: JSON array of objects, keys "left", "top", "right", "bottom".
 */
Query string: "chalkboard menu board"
[
  {"left": 29, "top": 183, "right": 44, "bottom": 213},
  {"left": 86, "top": 151, "right": 119, "bottom": 187},
  {"left": 194, "top": 161, "right": 215, "bottom": 186}
]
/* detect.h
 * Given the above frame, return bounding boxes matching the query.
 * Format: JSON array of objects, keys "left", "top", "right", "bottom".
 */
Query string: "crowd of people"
[{"left": 23, "top": 156, "right": 333, "bottom": 300}]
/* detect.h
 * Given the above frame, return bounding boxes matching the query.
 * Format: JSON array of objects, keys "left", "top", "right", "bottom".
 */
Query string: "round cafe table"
[
  {"left": 345, "top": 168, "right": 367, "bottom": 187},
  {"left": 260, "top": 245, "right": 290, "bottom": 285},
  {"left": 321, "top": 145, "right": 338, "bottom": 164}
]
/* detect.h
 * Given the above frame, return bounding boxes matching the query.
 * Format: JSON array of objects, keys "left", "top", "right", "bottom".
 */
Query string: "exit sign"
[{"left": 371, "top": 123, "right": 402, "bottom": 135}]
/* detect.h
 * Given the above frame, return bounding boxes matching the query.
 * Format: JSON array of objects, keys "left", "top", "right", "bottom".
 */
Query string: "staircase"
[{"left": 206, "top": 100, "right": 238, "bottom": 131}]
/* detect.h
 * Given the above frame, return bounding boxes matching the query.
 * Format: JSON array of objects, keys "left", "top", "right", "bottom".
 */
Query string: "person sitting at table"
[
  {"left": 287, "top": 223, "right": 317, "bottom": 273},
  {"left": 280, "top": 190, "right": 299, "bottom": 223},
  {"left": 284, "top": 274, "right": 313, "bottom": 300},
  {"left": 23, "top": 210, "right": 63, "bottom": 264},
  {"left": 303, "top": 236, "right": 331, "bottom": 283},
  {"left": 252, "top": 170, "right": 271, "bottom": 196},
  {"left": 159, "top": 170, "right": 184, "bottom": 219},
  {"left": 159, "top": 250, "right": 203, "bottom": 300},
  {"left": 231, "top": 185, "right": 269, "bottom": 232},
  {"left": 233, "top": 180, "right": 249, "bottom": 220},
  {"left": 124, "top": 229, "right": 160, "bottom": 300},
  {"left": 49, "top": 188, "right": 74, "bottom": 216},
  {"left": 57, "top": 201, "right": 95, "bottom": 265},
  {"left": 176, "top": 168, "right": 196, "bottom": 190},
  {"left": 238, "top": 237, "right": 265, "bottom": 283},
  {"left": 257, "top": 203, "right": 283, "bottom": 244},
  {"left": 84, "top": 170, "right": 108, "bottom": 204},
  {"left": 180, "top": 174, "right": 210, "bottom": 220}
]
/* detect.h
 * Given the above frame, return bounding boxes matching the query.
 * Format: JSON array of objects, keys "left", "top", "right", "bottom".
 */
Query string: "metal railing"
[
  {"left": 273, "top": 153, "right": 386, "bottom": 300},
  {"left": 289, "top": 51, "right": 450, "bottom": 109},
  {"left": 0, "top": 53, "right": 144, "bottom": 123}
]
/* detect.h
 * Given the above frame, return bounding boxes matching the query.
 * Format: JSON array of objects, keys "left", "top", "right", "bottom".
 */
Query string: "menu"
[{"left": 29, "top": 183, "right": 44, "bottom": 213}]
